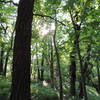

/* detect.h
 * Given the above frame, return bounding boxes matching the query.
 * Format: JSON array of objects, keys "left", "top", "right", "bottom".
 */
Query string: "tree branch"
[
  {"left": 33, "top": 13, "right": 66, "bottom": 26},
  {"left": 0, "top": 1, "right": 66, "bottom": 26},
  {"left": 0, "top": 0, "right": 18, "bottom": 6}
]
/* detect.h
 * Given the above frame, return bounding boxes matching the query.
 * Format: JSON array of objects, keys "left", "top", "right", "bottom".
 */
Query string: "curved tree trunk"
[{"left": 53, "top": 21, "right": 63, "bottom": 100}]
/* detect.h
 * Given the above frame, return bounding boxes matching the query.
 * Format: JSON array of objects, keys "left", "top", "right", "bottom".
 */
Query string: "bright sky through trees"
[{"left": 13, "top": 0, "right": 19, "bottom": 3}]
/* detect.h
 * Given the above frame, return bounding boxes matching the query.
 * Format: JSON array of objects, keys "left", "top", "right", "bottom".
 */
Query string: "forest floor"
[{"left": 0, "top": 77, "right": 100, "bottom": 100}]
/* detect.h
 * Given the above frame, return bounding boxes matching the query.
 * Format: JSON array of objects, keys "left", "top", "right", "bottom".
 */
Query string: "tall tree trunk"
[
  {"left": 0, "top": 22, "right": 8, "bottom": 75},
  {"left": 69, "top": 10, "right": 88, "bottom": 100},
  {"left": 50, "top": 39, "right": 54, "bottom": 88},
  {"left": 0, "top": 44, "right": 4, "bottom": 74},
  {"left": 70, "top": 51, "right": 76, "bottom": 96},
  {"left": 79, "top": 81, "right": 84, "bottom": 98},
  {"left": 79, "top": 44, "right": 91, "bottom": 98},
  {"left": 3, "top": 29, "right": 14, "bottom": 76},
  {"left": 3, "top": 49, "right": 9, "bottom": 76},
  {"left": 10, "top": 0, "right": 34, "bottom": 100},
  {"left": 40, "top": 52, "right": 44, "bottom": 81},
  {"left": 75, "top": 29, "right": 88, "bottom": 100},
  {"left": 36, "top": 43, "right": 40, "bottom": 81},
  {"left": 53, "top": 21, "right": 63, "bottom": 100}
]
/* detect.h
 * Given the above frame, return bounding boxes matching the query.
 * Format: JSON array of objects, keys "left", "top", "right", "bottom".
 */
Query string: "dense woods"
[{"left": 0, "top": 0, "right": 100, "bottom": 100}]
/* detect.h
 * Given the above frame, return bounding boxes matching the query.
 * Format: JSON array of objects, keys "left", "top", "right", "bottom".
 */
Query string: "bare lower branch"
[
  {"left": 33, "top": 13, "right": 66, "bottom": 26},
  {"left": 0, "top": 0, "right": 18, "bottom": 6}
]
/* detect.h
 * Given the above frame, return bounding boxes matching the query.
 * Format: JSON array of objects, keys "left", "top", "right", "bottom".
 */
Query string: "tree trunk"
[
  {"left": 3, "top": 29, "right": 14, "bottom": 77},
  {"left": 50, "top": 39, "right": 54, "bottom": 88},
  {"left": 0, "top": 44, "right": 4, "bottom": 74},
  {"left": 53, "top": 21, "right": 63, "bottom": 100},
  {"left": 3, "top": 49, "right": 9, "bottom": 76},
  {"left": 40, "top": 52, "right": 44, "bottom": 81},
  {"left": 70, "top": 51, "right": 76, "bottom": 96},
  {"left": 79, "top": 81, "right": 84, "bottom": 98},
  {"left": 36, "top": 43, "right": 41, "bottom": 81},
  {"left": 79, "top": 44, "right": 91, "bottom": 98},
  {"left": 75, "top": 29, "right": 88, "bottom": 100},
  {"left": 69, "top": 10, "right": 88, "bottom": 100},
  {"left": 10, "top": 0, "right": 34, "bottom": 100}
]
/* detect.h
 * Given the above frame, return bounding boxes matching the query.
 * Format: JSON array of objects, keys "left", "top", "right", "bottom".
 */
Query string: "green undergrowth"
[
  {"left": 0, "top": 76, "right": 11, "bottom": 100},
  {"left": 0, "top": 77, "right": 100, "bottom": 100},
  {"left": 87, "top": 86, "right": 100, "bottom": 100},
  {"left": 31, "top": 82, "right": 58, "bottom": 100},
  {"left": 68, "top": 86, "right": 100, "bottom": 100}
]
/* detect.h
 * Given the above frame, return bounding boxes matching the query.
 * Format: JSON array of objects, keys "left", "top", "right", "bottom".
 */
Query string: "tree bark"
[
  {"left": 0, "top": 44, "right": 4, "bottom": 74},
  {"left": 40, "top": 52, "right": 44, "bottom": 81},
  {"left": 36, "top": 43, "right": 41, "bottom": 81},
  {"left": 70, "top": 51, "right": 76, "bottom": 96},
  {"left": 3, "top": 29, "right": 14, "bottom": 76},
  {"left": 75, "top": 29, "right": 88, "bottom": 100},
  {"left": 53, "top": 21, "right": 63, "bottom": 100},
  {"left": 3, "top": 49, "right": 9, "bottom": 76},
  {"left": 50, "top": 39, "right": 54, "bottom": 88},
  {"left": 79, "top": 81, "right": 84, "bottom": 98},
  {"left": 10, "top": 0, "right": 34, "bottom": 100},
  {"left": 69, "top": 10, "right": 88, "bottom": 100}
]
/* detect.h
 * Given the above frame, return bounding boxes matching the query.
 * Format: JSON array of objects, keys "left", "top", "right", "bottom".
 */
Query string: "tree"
[
  {"left": 0, "top": 43, "right": 4, "bottom": 74},
  {"left": 10, "top": 0, "right": 34, "bottom": 100},
  {"left": 3, "top": 28, "right": 15, "bottom": 76},
  {"left": 69, "top": 50, "right": 76, "bottom": 96},
  {"left": 50, "top": 38, "right": 54, "bottom": 88},
  {"left": 0, "top": 24, "right": 8, "bottom": 74},
  {"left": 53, "top": 21, "right": 63, "bottom": 100}
]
